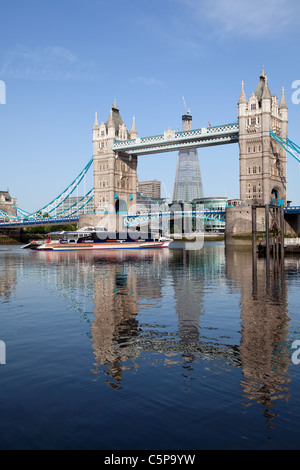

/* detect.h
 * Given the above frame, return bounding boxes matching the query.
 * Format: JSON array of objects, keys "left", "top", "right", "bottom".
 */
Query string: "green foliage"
[{"left": 23, "top": 224, "right": 77, "bottom": 234}]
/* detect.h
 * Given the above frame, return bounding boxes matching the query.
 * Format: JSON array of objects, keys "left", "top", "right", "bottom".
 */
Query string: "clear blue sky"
[{"left": 1, "top": 0, "right": 300, "bottom": 212}]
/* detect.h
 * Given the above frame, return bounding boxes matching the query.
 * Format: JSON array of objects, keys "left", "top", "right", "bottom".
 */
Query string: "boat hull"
[{"left": 37, "top": 241, "right": 171, "bottom": 251}]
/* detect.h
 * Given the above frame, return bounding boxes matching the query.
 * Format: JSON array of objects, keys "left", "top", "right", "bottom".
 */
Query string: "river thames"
[{"left": 0, "top": 242, "right": 300, "bottom": 450}]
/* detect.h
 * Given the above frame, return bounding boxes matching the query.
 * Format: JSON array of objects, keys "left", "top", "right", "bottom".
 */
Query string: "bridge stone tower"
[
  {"left": 238, "top": 68, "right": 288, "bottom": 206},
  {"left": 92, "top": 101, "right": 138, "bottom": 217}
]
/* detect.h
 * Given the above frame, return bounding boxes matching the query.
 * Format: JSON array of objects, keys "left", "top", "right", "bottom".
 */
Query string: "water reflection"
[
  {"left": 225, "top": 246, "right": 291, "bottom": 427},
  {"left": 0, "top": 245, "right": 297, "bottom": 413},
  {"left": 0, "top": 250, "right": 17, "bottom": 301},
  {"left": 91, "top": 256, "right": 140, "bottom": 389}
]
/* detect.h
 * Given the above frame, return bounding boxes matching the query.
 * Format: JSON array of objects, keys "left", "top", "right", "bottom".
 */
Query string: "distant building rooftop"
[
  {"left": 0, "top": 191, "right": 12, "bottom": 201},
  {"left": 0, "top": 190, "right": 17, "bottom": 216}
]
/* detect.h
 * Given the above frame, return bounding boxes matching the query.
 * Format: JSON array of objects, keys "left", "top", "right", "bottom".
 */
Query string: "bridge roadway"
[
  {"left": 1, "top": 206, "right": 299, "bottom": 229},
  {"left": 0, "top": 211, "right": 222, "bottom": 228},
  {"left": 284, "top": 206, "right": 300, "bottom": 214}
]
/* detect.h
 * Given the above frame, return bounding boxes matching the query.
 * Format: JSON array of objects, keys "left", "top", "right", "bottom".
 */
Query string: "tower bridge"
[{"left": 1, "top": 68, "right": 300, "bottom": 237}]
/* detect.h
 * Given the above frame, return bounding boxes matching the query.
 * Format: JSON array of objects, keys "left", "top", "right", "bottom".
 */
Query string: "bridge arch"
[
  {"left": 115, "top": 198, "right": 128, "bottom": 215},
  {"left": 271, "top": 186, "right": 284, "bottom": 205}
]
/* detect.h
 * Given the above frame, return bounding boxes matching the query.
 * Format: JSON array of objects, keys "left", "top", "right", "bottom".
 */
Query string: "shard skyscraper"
[{"left": 173, "top": 112, "right": 204, "bottom": 203}]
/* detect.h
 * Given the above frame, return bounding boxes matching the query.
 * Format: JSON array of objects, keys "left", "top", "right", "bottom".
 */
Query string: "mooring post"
[
  {"left": 280, "top": 204, "right": 285, "bottom": 259},
  {"left": 265, "top": 204, "right": 270, "bottom": 256},
  {"left": 251, "top": 205, "right": 258, "bottom": 295},
  {"left": 252, "top": 205, "right": 257, "bottom": 258},
  {"left": 275, "top": 207, "right": 279, "bottom": 258}
]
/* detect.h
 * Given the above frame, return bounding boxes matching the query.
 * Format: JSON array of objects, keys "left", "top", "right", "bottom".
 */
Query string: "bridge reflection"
[{"left": 0, "top": 244, "right": 296, "bottom": 422}]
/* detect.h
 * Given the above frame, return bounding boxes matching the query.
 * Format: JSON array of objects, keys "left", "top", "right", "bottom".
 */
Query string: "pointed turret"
[
  {"left": 279, "top": 86, "right": 288, "bottom": 110},
  {"left": 106, "top": 100, "right": 124, "bottom": 130},
  {"left": 254, "top": 66, "right": 272, "bottom": 104},
  {"left": 238, "top": 81, "right": 247, "bottom": 105},
  {"left": 279, "top": 86, "right": 288, "bottom": 138},
  {"left": 93, "top": 112, "right": 99, "bottom": 129},
  {"left": 261, "top": 76, "right": 271, "bottom": 100},
  {"left": 131, "top": 116, "right": 138, "bottom": 139},
  {"left": 107, "top": 109, "right": 114, "bottom": 128}
]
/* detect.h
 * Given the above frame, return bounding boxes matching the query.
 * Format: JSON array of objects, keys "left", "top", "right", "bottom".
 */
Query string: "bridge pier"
[
  {"left": 225, "top": 203, "right": 298, "bottom": 246},
  {"left": 284, "top": 212, "right": 300, "bottom": 235},
  {"left": 225, "top": 205, "right": 254, "bottom": 244}
]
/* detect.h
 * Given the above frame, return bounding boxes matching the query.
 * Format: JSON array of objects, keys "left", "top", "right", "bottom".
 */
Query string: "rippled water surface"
[{"left": 0, "top": 242, "right": 300, "bottom": 449}]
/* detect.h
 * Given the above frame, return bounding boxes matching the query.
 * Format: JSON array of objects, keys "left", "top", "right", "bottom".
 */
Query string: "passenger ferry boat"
[{"left": 32, "top": 227, "right": 171, "bottom": 252}]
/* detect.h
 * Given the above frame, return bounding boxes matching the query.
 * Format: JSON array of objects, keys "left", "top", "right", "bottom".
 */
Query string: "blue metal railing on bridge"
[
  {"left": 0, "top": 216, "right": 80, "bottom": 228},
  {"left": 284, "top": 206, "right": 300, "bottom": 214},
  {"left": 123, "top": 210, "right": 226, "bottom": 227}
]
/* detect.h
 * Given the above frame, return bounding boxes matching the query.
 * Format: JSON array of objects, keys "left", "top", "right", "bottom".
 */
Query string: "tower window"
[{"left": 251, "top": 104, "right": 256, "bottom": 110}]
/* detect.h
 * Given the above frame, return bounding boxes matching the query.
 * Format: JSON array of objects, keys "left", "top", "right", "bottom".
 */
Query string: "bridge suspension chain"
[
  {"left": 270, "top": 130, "right": 300, "bottom": 164},
  {"left": 16, "top": 158, "right": 93, "bottom": 220},
  {"left": 28, "top": 158, "right": 93, "bottom": 218},
  {"left": 55, "top": 189, "right": 94, "bottom": 218},
  {"left": 0, "top": 159, "right": 94, "bottom": 224}
]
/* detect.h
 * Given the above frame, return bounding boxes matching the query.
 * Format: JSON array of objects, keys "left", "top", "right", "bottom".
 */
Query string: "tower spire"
[
  {"left": 279, "top": 86, "right": 288, "bottom": 110},
  {"left": 93, "top": 111, "right": 99, "bottom": 129},
  {"left": 131, "top": 116, "right": 138, "bottom": 139},
  {"left": 112, "top": 98, "right": 118, "bottom": 110},
  {"left": 262, "top": 75, "right": 271, "bottom": 100},
  {"left": 107, "top": 109, "right": 114, "bottom": 128},
  {"left": 238, "top": 80, "right": 247, "bottom": 104},
  {"left": 260, "top": 65, "right": 266, "bottom": 80}
]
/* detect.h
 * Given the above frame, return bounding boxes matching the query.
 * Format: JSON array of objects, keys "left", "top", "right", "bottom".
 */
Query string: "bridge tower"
[
  {"left": 92, "top": 101, "right": 138, "bottom": 216},
  {"left": 238, "top": 68, "right": 288, "bottom": 206}
]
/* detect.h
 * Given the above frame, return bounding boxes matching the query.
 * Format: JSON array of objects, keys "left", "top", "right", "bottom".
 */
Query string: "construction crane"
[{"left": 182, "top": 96, "right": 190, "bottom": 115}]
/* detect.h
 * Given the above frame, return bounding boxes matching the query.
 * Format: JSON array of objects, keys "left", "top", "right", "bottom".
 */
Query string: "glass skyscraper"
[{"left": 173, "top": 113, "right": 204, "bottom": 203}]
